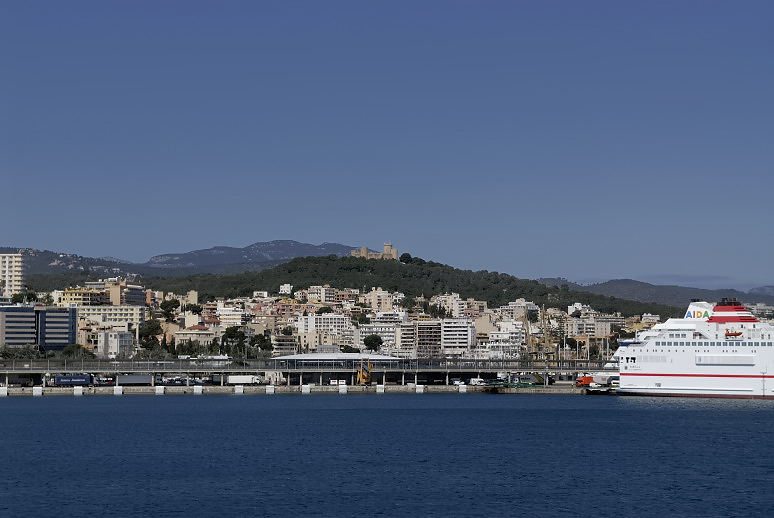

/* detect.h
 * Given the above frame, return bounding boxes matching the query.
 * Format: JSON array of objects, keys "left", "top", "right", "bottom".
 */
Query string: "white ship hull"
[{"left": 617, "top": 299, "right": 774, "bottom": 399}]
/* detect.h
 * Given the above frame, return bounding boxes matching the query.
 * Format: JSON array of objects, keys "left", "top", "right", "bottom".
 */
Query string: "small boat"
[{"left": 725, "top": 329, "right": 743, "bottom": 337}]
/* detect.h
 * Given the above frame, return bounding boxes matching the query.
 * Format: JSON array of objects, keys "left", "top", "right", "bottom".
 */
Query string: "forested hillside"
[{"left": 136, "top": 256, "right": 680, "bottom": 317}]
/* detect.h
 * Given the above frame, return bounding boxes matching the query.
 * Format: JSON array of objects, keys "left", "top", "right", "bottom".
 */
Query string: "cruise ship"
[{"left": 617, "top": 298, "right": 774, "bottom": 399}]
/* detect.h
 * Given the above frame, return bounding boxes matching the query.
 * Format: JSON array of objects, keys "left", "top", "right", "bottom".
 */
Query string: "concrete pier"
[{"left": 0, "top": 385, "right": 583, "bottom": 397}]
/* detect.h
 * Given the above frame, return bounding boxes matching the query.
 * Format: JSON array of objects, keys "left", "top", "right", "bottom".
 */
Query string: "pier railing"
[{"left": 0, "top": 358, "right": 608, "bottom": 373}]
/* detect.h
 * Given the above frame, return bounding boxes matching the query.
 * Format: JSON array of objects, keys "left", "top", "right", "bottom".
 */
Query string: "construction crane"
[{"left": 356, "top": 358, "right": 372, "bottom": 385}]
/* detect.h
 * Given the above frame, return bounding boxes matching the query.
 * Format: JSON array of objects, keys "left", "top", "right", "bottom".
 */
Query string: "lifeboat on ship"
[{"left": 725, "top": 329, "right": 743, "bottom": 338}]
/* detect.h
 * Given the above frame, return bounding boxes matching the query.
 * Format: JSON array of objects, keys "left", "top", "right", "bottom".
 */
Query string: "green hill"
[{"left": 133, "top": 256, "right": 680, "bottom": 317}]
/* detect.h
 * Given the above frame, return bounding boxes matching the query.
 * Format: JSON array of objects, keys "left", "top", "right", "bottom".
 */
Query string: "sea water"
[{"left": 1, "top": 394, "right": 772, "bottom": 517}]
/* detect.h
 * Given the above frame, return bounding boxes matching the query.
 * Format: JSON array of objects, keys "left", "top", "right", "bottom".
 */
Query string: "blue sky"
[{"left": 2, "top": 1, "right": 772, "bottom": 289}]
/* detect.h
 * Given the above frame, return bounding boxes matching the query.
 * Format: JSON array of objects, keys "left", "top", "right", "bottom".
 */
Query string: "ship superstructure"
[{"left": 617, "top": 299, "right": 774, "bottom": 398}]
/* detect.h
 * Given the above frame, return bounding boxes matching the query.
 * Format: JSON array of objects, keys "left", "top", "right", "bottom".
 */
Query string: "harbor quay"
[
  {"left": 0, "top": 384, "right": 583, "bottom": 397},
  {"left": 0, "top": 357, "right": 604, "bottom": 390}
]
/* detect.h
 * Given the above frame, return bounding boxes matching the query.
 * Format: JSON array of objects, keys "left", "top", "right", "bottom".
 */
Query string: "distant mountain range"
[
  {"left": 146, "top": 241, "right": 356, "bottom": 268},
  {"left": 539, "top": 278, "right": 774, "bottom": 307},
  {"left": 0, "top": 241, "right": 360, "bottom": 278}
]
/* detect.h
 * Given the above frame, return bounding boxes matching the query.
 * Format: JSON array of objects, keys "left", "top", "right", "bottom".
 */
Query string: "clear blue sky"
[{"left": 2, "top": 1, "right": 772, "bottom": 289}]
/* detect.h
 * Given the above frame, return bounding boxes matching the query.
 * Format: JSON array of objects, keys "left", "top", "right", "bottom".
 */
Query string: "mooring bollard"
[
  {"left": 73, "top": 386, "right": 83, "bottom": 396},
  {"left": 0, "top": 387, "right": 7, "bottom": 397},
  {"left": 458, "top": 384, "right": 467, "bottom": 393},
  {"left": 338, "top": 384, "right": 347, "bottom": 395},
  {"left": 113, "top": 386, "right": 123, "bottom": 396},
  {"left": 376, "top": 384, "right": 385, "bottom": 394},
  {"left": 301, "top": 384, "right": 311, "bottom": 394},
  {"left": 193, "top": 385, "right": 203, "bottom": 395},
  {"left": 33, "top": 386, "right": 43, "bottom": 397},
  {"left": 155, "top": 386, "right": 164, "bottom": 395},
  {"left": 234, "top": 385, "right": 244, "bottom": 395},
  {"left": 416, "top": 385, "right": 425, "bottom": 394},
  {"left": 265, "top": 385, "right": 275, "bottom": 395}
]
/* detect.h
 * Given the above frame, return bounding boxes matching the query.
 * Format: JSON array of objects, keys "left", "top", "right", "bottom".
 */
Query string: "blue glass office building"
[{"left": 0, "top": 306, "right": 77, "bottom": 351}]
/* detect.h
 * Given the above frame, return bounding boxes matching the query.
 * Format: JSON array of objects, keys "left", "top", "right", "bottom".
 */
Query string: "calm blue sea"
[{"left": 1, "top": 394, "right": 772, "bottom": 517}]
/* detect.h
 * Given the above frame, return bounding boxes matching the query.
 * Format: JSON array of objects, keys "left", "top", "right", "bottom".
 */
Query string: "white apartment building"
[
  {"left": 488, "top": 320, "right": 527, "bottom": 344},
  {"left": 95, "top": 331, "right": 134, "bottom": 359},
  {"left": 295, "top": 313, "right": 358, "bottom": 347},
  {"left": 0, "top": 254, "right": 24, "bottom": 298},
  {"left": 441, "top": 319, "right": 477, "bottom": 357},
  {"left": 279, "top": 283, "right": 293, "bottom": 295},
  {"left": 394, "top": 319, "right": 473, "bottom": 359},
  {"left": 567, "top": 302, "right": 595, "bottom": 316},
  {"left": 216, "top": 305, "right": 249, "bottom": 327},
  {"left": 359, "top": 322, "right": 399, "bottom": 349},
  {"left": 75, "top": 305, "right": 146, "bottom": 327},
  {"left": 431, "top": 293, "right": 465, "bottom": 318},
  {"left": 362, "top": 288, "right": 394, "bottom": 312},
  {"left": 564, "top": 318, "right": 612, "bottom": 337},
  {"left": 372, "top": 311, "right": 408, "bottom": 324},
  {"left": 480, "top": 320, "right": 526, "bottom": 360},
  {"left": 497, "top": 299, "right": 539, "bottom": 320}
]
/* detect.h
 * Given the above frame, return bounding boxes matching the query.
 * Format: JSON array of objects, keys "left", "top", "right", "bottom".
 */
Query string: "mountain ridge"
[
  {"left": 146, "top": 240, "right": 357, "bottom": 268},
  {"left": 0, "top": 241, "right": 360, "bottom": 277},
  {"left": 538, "top": 278, "right": 774, "bottom": 307}
]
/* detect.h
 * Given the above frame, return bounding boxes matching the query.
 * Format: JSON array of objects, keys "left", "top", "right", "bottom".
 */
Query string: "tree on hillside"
[
  {"left": 363, "top": 334, "right": 383, "bottom": 352},
  {"left": 221, "top": 326, "right": 247, "bottom": 357},
  {"left": 183, "top": 303, "right": 203, "bottom": 315},
  {"left": 139, "top": 319, "right": 163, "bottom": 348},
  {"left": 316, "top": 306, "right": 333, "bottom": 314},
  {"left": 399, "top": 253, "right": 412, "bottom": 263},
  {"left": 250, "top": 333, "right": 273, "bottom": 351},
  {"left": 399, "top": 296, "right": 415, "bottom": 309},
  {"left": 62, "top": 344, "right": 95, "bottom": 359},
  {"left": 160, "top": 299, "right": 180, "bottom": 322}
]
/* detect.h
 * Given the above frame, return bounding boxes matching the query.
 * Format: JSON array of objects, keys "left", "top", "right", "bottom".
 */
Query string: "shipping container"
[
  {"left": 54, "top": 374, "right": 93, "bottom": 386},
  {"left": 116, "top": 374, "right": 154, "bottom": 386}
]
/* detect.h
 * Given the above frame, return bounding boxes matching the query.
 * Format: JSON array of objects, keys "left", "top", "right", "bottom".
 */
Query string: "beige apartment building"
[
  {"left": 60, "top": 288, "right": 106, "bottom": 306},
  {"left": 0, "top": 254, "right": 24, "bottom": 298}
]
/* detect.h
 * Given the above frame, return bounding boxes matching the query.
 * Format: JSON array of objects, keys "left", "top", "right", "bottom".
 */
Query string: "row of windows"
[{"left": 655, "top": 341, "right": 773, "bottom": 347}]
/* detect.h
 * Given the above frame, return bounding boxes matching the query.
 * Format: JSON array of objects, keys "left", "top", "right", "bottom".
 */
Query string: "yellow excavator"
[{"left": 356, "top": 358, "right": 372, "bottom": 385}]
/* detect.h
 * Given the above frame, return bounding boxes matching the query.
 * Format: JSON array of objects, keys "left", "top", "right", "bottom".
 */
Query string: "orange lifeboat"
[{"left": 725, "top": 329, "right": 743, "bottom": 338}]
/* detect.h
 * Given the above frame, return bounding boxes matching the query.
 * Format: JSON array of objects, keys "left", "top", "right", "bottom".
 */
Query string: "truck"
[
  {"left": 211, "top": 374, "right": 261, "bottom": 385},
  {"left": 116, "top": 374, "right": 154, "bottom": 386},
  {"left": 54, "top": 374, "right": 93, "bottom": 386}
]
